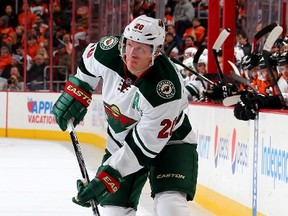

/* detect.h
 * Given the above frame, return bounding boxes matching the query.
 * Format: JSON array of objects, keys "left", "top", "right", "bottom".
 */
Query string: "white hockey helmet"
[
  {"left": 120, "top": 15, "right": 165, "bottom": 57},
  {"left": 198, "top": 54, "right": 208, "bottom": 65},
  {"left": 184, "top": 47, "right": 197, "bottom": 58},
  {"left": 183, "top": 57, "right": 195, "bottom": 71}
]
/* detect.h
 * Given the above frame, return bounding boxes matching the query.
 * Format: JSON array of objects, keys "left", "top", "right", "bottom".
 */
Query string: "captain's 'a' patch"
[
  {"left": 99, "top": 36, "right": 119, "bottom": 50},
  {"left": 156, "top": 80, "right": 176, "bottom": 99}
]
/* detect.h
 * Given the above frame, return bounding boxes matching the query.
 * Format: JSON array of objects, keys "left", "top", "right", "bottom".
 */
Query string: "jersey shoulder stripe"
[{"left": 94, "top": 36, "right": 123, "bottom": 74}]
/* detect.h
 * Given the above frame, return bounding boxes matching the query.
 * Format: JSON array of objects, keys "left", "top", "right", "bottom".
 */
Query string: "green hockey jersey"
[{"left": 75, "top": 36, "right": 197, "bottom": 177}]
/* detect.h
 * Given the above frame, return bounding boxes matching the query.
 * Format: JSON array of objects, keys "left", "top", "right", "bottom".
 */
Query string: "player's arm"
[{"left": 52, "top": 43, "right": 101, "bottom": 131}]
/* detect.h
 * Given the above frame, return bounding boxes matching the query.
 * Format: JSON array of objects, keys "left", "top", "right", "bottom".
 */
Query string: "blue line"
[{"left": 252, "top": 114, "right": 259, "bottom": 216}]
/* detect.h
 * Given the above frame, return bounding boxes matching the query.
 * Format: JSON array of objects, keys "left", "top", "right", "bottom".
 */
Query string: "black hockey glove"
[
  {"left": 204, "top": 82, "right": 237, "bottom": 104},
  {"left": 234, "top": 92, "right": 283, "bottom": 121}
]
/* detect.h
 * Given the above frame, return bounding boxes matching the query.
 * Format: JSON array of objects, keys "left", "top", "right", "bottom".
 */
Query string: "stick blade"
[
  {"left": 223, "top": 95, "right": 241, "bottom": 107},
  {"left": 263, "top": 25, "right": 283, "bottom": 52},
  {"left": 212, "top": 28, "right": 231, "bottom": 52}
]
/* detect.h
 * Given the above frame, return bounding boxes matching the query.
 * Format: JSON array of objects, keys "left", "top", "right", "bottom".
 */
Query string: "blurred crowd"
[
  {"left": 0, "top": 0, "right": 251, "bottom": 97},
  {"left": 0, "top": 0, "right": 88, "bottom": 91}
]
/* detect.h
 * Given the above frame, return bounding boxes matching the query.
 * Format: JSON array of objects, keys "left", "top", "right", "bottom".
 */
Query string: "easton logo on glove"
[
  {"left": 64, "top": 81, "right": 92, "bottom": 107},
  {"left": 97, "top": 171, "right": 120, "bottom": 193}
]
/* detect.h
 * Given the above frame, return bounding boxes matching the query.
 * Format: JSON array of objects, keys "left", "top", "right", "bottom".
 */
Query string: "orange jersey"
[
  {"left": 0, "top": 55, "right": 12, "bottom": 72},
  {"left": 28, "top": 44, "right": 41, "bottom": 59},
  {"left": 183, "top": 26, "right": 206, "bottom": 42},
  {"left": 18, "top": 12, "right": 36, "bottom": 30},
  {"left": 256, "top": 79, "right": 277, "bottom": 96}
]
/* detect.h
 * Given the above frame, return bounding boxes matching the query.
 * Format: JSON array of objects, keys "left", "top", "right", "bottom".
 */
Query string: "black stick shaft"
[{"left": 69, "top": 124, "right": 100, "bottom": 216}]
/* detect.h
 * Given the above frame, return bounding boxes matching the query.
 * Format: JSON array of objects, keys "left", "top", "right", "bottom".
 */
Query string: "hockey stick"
[
  {"left": 262, "top": 25, "right": 287, "bottom": 108},
  {"left": 171, "top": 57, "right": 214, "bottom": 85},
  {"left": 252, "top": 22, "right": 278, "bottom": 53},
  {"left": 67, "top": 122, "right": 100, "bottom": 216},
  {"left": 223, "top": 95, "right": 241, "bottom": 107},
  {"left": 212, "top": 28, "right": 231, "bottom": 83},
  {"left": 224, "top": 23, "right": 279, "bottom": 107},
  {"left": 193, "top": 45, "right": 206, "bottom": 72},
  {"left": 223, "top": 61, "right": 258, "bottom": 107},
  {"left": 228, "top": 61, "right": 258, "bottom": 93}
]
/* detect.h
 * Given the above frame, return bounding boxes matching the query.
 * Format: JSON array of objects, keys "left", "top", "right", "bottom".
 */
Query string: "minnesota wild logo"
[
  {"left": 99, "top": 36, "right": 119, "bottom": 50},
  {"left": 104, "top": 101, "right": 137, "bottom": 133}
]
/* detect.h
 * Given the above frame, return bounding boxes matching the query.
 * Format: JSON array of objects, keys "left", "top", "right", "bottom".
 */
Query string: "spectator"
[
  {"left": 3, "top": 5, "right": 18, "bottom": 29},
  {"left": 74, "top": 18, "right": 87, "bottom": 48},
  {"left": 173, "top": 0, "right": 195, "bottom": 38},
  {"left": 166, "top": 24, "right": 183, "bottom": 53},
  {"left": 27, "top": 54, "right": 47, "bottom": 91},
  {"left": 27, "top": 34, "right": 41, "bottom": 59},
  {"left": 18, "top": 3, "right": 36, "bottom": 31},
  {"left": 52, "top": 0, "right": 72, "bottom": 32},
  {"left": 0, "top": 45, "right": 12, "bottom": 75},
  {"left": 236, "top": 29, "right": 251, "bottom": 56},
  {"left": 2, "top": 65, "right": 23, "bottom": 91},
  {"left": 1, "top": 54, "right": 23, "bottom": 79},
  {"left": 30, "top": 0, "right": 49, "bottom": 18},
  {"left": 36, "top": 47, "right": 49, "bottom": 64},
  {"left": 32, "top": 14, "right": 49, "bottom": 38},
  {"left": 182, "top": 35, "right": 198, "bottom": 53},
  {"left": 163, "top": 32, "right": 177, "bottom": 56},
  {"left": 12, "top": 25, "right": 24, "bottom": 50},
  {"left": 31, "top": 26, "right": 45, "bottom": 47},
  {"left": 164, "top": 5, "right": 174, "bottom": 26},
  {"left": 183, "top": 17, "right": 206, "bottom": 47},
  {"left": 0, "top": 15, "right": 16, "bottom": 49},
  {"left": 53, "top": 43, "right": 71, "bottom": 81},
  {"left": 15, "top": 44, "right": 33, "bottom": 71},
  {"left": 52, "top": 26, "right": 64, "bottom": 49},
  {"left": 62, "top": 33, "right": 72, "bottom": 55}
]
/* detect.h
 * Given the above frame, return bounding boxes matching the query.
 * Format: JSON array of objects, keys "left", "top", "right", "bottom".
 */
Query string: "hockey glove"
[
  {"left": 72, "top": 165, "right": 124, "bottom": 207},
  {"left": 204, "top": 82, "right": 237, "bottom": 104},
  {"left": 52, "top": 76, "right": 93, "bottom": 131},
  {"left": 233, "top": 92, "right": 283, "bottom": 121}
]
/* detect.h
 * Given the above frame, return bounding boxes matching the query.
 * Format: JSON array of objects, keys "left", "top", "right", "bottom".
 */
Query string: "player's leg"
[
  {"left": 149, "top": 144, "right": 198, "bottom": 216},
  {"left": 98, "top": 149, "right": 149, "bottom": 216},
  {"left": 153, "top": 191, "right": 191, "bottom": 216},
  {"left": 99, "top": 205, "right": 137, "bottom": 216}
]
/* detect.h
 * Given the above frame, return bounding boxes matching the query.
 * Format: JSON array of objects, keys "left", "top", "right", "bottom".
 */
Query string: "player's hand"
[
  {"left": 52, "top": 76, "right": 93, "bottom": 131},
  {"left": 72, "top": 165, "right": 124, "bottom": 207},
  {"left": 234, "top": 92, "right": 283, "bottom": 120},
  {"left": 233, "top": 91, "right": 258, "bottom": 120},
  {"left": 204, "top": 82, "right": 237, "bottom": 103}
]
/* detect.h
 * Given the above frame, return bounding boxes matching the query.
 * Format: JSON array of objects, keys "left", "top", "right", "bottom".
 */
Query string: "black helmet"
[
  {"left": 258, "top": 53, "right": 278, "bottom": 69},
  {"left": 277, "top": 51, "right": 288, "bottom": 66},
  {"left": 241, "top": 53, "right": 261, "bottom": 70}
]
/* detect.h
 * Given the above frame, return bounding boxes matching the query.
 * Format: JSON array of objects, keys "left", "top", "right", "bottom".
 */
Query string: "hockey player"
[
  {"left": 234, "top": 52, "right": 288, "bottom": 120},
  {"left": 52, "top": 15, "right": 198, "bottom": 216}
]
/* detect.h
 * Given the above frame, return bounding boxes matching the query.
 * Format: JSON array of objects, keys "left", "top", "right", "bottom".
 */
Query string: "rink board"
[{"left": 1, "top": 91, "right": 288, "bottom": 216}]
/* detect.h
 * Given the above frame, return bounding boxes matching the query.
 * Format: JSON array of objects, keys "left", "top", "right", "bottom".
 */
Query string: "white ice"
[{"left": 0, "top": 137, "right": 214, "bottom": 216}]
